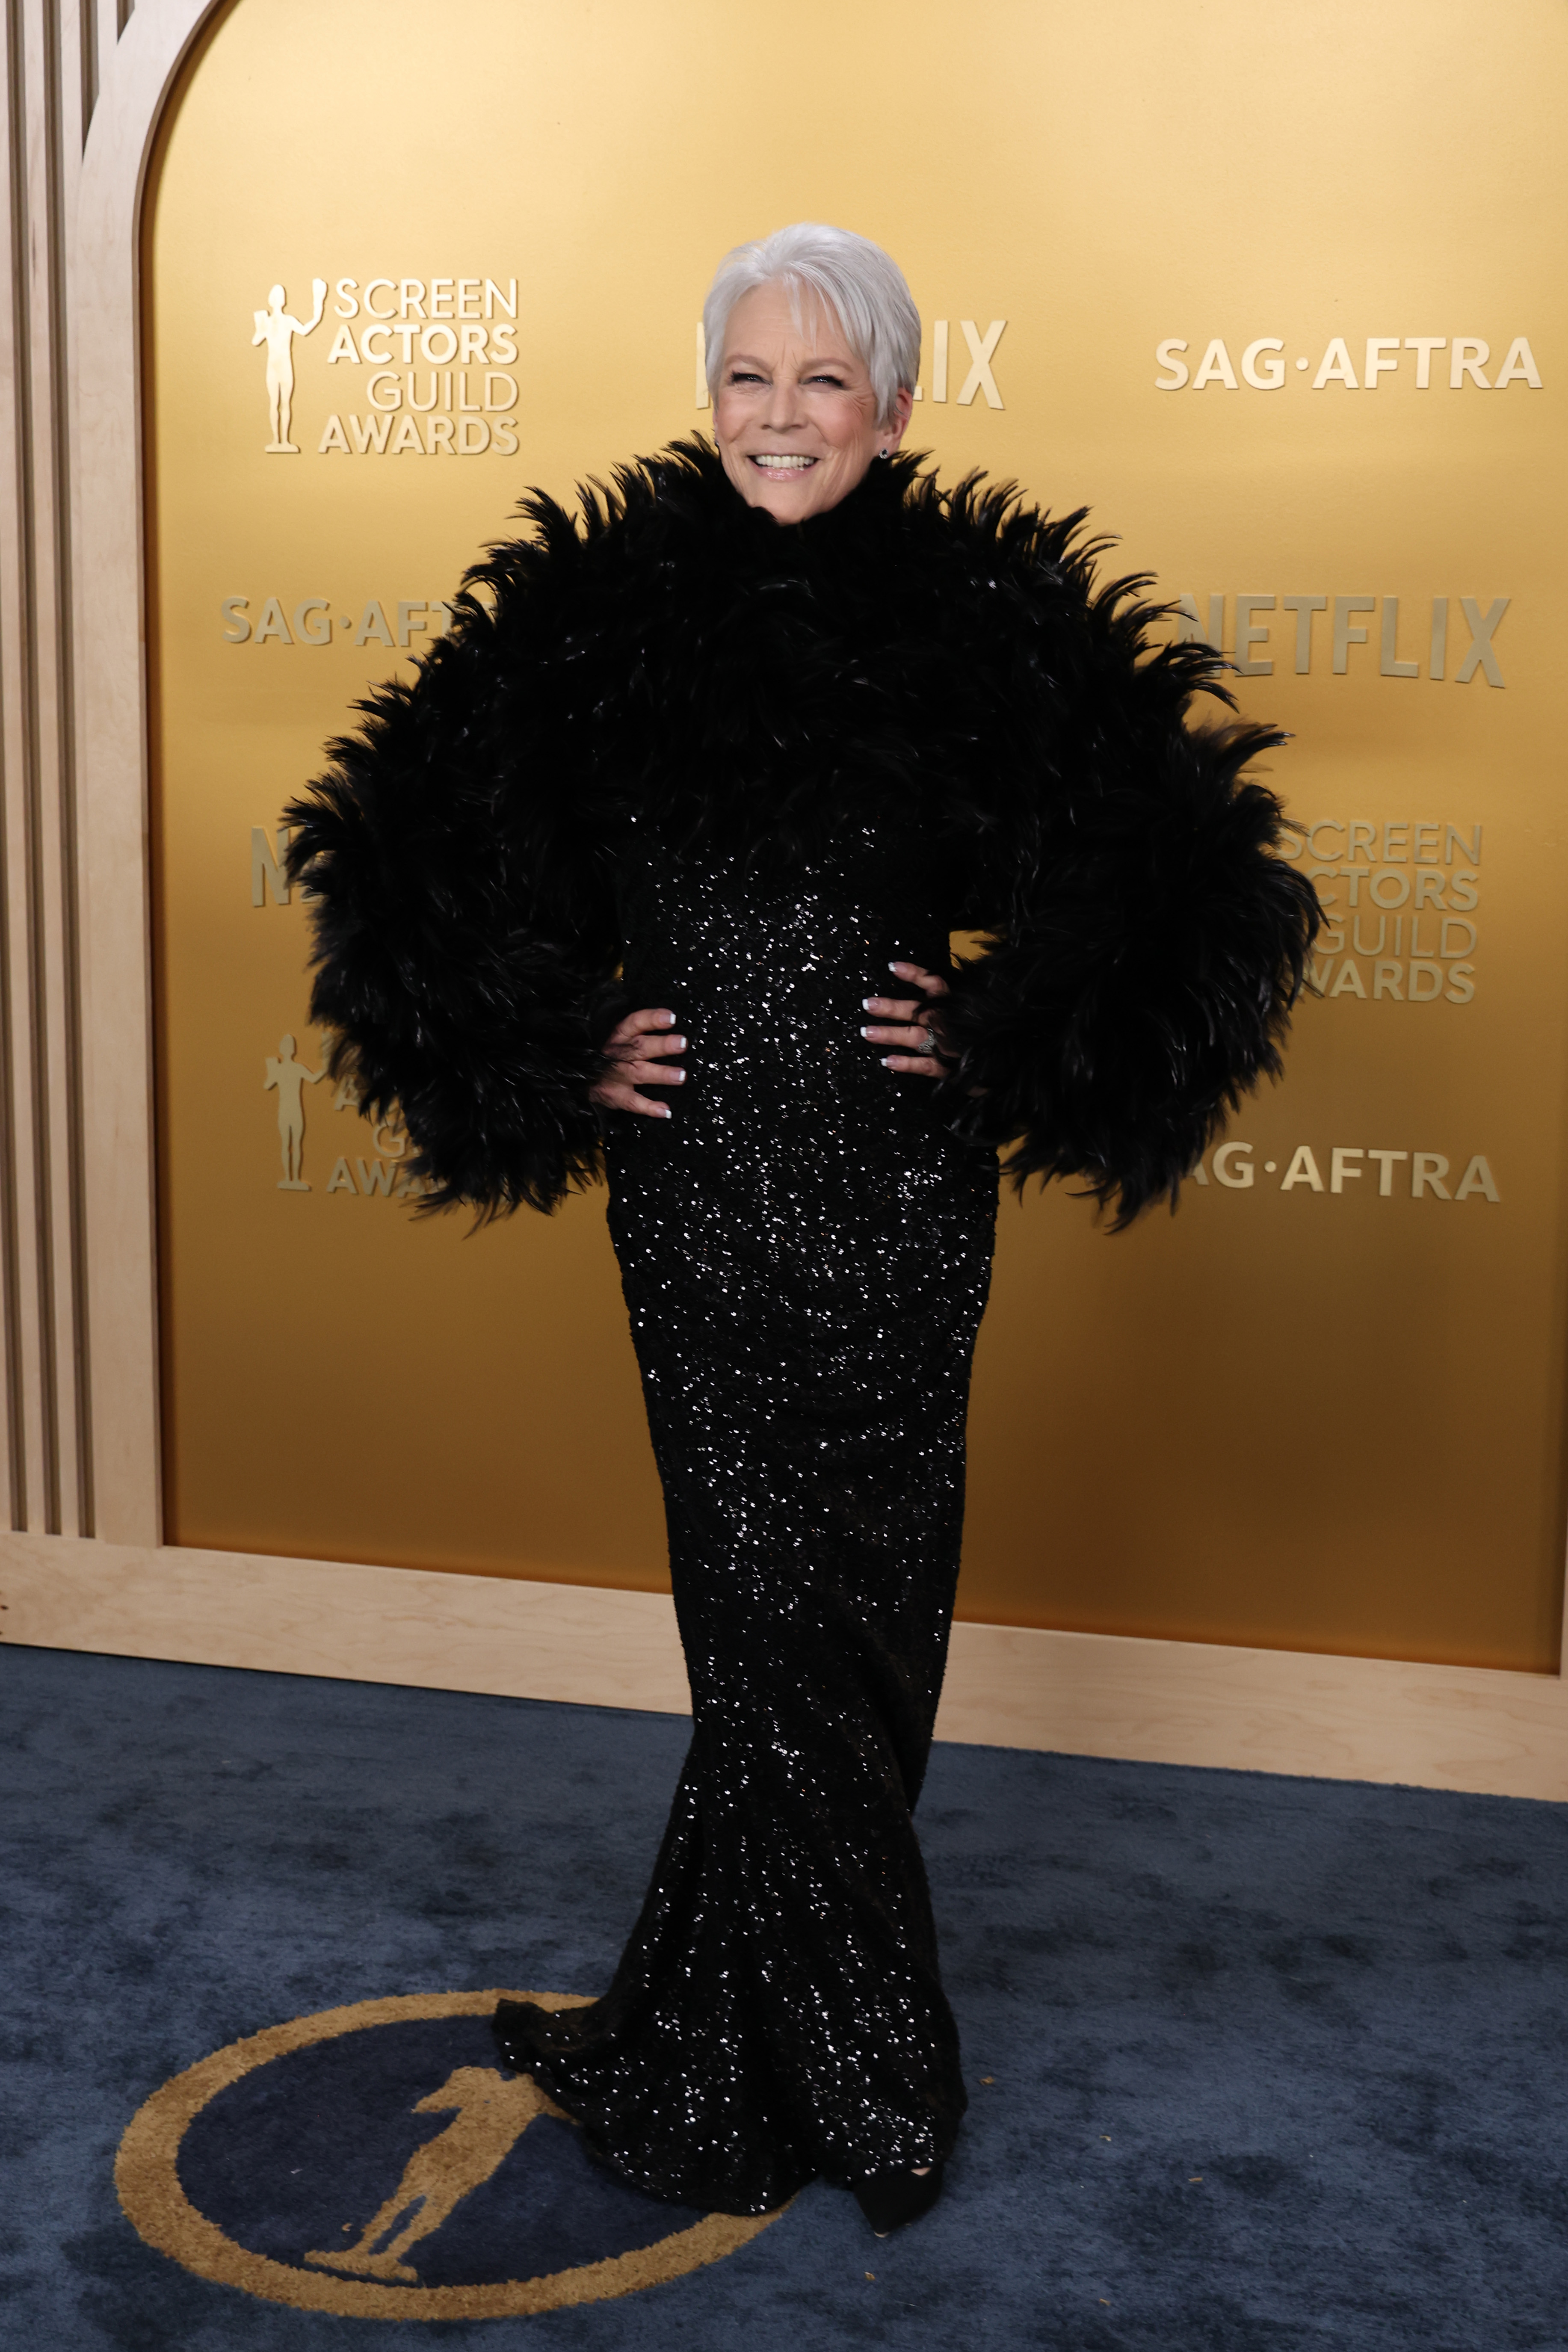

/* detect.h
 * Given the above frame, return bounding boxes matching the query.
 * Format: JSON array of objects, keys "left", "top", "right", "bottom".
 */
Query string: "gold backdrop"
[{"left": 148, "top": 0, "right": 1567, "bottom": 1669}]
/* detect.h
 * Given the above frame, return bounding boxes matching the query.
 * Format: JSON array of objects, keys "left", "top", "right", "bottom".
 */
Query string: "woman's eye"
[
  {"left": 808, "top": 374, "right": 846, "bottom": 388},
  {"left": 727, "top": 370, "right": 765, "bottom": 385}
]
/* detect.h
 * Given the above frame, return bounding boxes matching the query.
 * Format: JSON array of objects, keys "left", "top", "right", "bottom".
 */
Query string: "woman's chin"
[
  {"left": 740, "top": 464, "right": 846, "bottom": 521},
  {"left": 759, "top": 491, "right": 817, "bottom": 521}
]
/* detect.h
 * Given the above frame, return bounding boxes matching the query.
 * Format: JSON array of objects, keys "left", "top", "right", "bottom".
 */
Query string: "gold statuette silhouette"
[
  {"left": 252, "top": 279, "right": 327, "bottom": 453},
  {"left": 305, "top": 2067, "right": 572, "bottom": 2284},
  {"left": 263, "top": 1033, "right": 322, "bottom": 1189}
]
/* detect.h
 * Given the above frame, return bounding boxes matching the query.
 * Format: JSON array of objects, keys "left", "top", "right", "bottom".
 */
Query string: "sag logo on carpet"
[{"left": 115, "top": 1989, "right": 781, "bottom": 2318}]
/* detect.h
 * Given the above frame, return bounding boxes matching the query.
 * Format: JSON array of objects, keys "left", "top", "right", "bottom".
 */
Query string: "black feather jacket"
[{"left": 284, "top": 438, "right": 1317, "bottom": 1225}]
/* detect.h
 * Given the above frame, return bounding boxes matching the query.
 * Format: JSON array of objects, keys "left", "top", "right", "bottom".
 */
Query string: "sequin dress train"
[{"left": 494, "top": 818, "right": 999, "bottom": 2216}]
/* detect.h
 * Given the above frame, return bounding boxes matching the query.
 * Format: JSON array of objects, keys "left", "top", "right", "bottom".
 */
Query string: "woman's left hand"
[{"left": 861, "top": 961, "right": 953, "bottom": 1078}]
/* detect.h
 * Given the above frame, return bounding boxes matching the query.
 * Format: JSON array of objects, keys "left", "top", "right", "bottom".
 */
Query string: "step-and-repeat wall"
[{"left": 148, "top": 0, "right": 1564, "bottom": 1668}]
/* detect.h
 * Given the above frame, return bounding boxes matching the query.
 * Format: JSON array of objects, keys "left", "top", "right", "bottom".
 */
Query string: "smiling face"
[{"left": 712, "top": 281, "right": 913, "bottom": 523}]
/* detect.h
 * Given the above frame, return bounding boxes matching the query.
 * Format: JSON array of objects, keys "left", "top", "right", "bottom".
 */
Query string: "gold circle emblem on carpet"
[{"left": 115, "top": 1989, "right": 784, "bottom": 2319}]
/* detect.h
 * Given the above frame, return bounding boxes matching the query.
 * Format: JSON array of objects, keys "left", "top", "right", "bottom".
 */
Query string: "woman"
[{"left": 285, "top": 223, "right": 1317, "bottom": 2237}]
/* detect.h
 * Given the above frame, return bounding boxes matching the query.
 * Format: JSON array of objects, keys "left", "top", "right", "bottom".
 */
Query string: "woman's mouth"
[{"left": 748, "top": 453, "right": 817, "bottom": 472}]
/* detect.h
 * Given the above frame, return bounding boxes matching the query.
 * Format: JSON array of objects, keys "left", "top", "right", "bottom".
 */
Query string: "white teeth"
[{"left": 752, "top": 454, "right": 815, "bottom": 470}]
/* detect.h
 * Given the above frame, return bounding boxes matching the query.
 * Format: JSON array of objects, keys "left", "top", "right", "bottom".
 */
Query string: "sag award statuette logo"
[
  {"left": 253, "top": 279, "right": 328, "bottom": 453},
  {"left": 263, "top": 1033, "right": 322, "bottom": 1188},
  {"left": 260, "top": 1022, "right": 432, "bottom": 1201},
  {"left": 250, "top": 272, "right": 523, "bottom": 458},
  {"left": 115, "top": 1991, "right": 782, "bottom": 2319}
]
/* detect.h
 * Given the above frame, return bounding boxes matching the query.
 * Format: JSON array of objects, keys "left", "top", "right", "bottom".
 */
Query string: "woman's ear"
[{"left": 882, "top": 386, "right": 915, "bottom": 452}]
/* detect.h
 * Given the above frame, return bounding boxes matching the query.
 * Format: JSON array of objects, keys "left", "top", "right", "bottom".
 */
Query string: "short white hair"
[{"left": 703, "top": 222, "right": 920, "bottom": 429}]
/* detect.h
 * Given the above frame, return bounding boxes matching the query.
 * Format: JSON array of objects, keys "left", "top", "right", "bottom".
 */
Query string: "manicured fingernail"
[
  {"left": 670, "top": 1037, "right": 685, "bottom": 1049},
  {"left": 659, "top": 1105, "right": 671, "bottom": 1117},
  {"left": 881, "top": 1057, "right": 896, "bottom": 1067},
  {"left": 671, "top": 1071, "right": 685, "bottom": 1082},
  {"left": 659, "top": 1012, "right": 675, "bottom": 1025},
  {"left": 863, "top": 998, "right": 875, "bottom": 1010}
]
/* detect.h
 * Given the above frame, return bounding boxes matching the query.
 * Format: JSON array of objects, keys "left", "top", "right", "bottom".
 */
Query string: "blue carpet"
[{"left": 3, "top": 1643, "right": 1568, "bottom": 2349}]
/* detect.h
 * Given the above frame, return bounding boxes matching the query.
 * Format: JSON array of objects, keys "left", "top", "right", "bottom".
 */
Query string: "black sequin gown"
[
  {"left": 495, "top": 814, "right": 999, "bottom": 2216},
  {"left": 288, "top": 442, "right": 1314, "bottom": 2222}
]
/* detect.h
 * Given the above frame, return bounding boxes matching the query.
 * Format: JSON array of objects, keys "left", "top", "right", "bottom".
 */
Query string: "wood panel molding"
[
  {"left": 74, "top": 0, "right": 228, "bottom": 1545},
  {"left": 5, "top": 1530, "right": 1566, "bottom": 1801},
  {"left": 2, "top": 0, "right": 223, "bottom": 1546}
]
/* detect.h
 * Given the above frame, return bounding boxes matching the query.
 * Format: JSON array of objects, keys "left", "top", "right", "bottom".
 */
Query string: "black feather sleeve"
[
  {"left": 937, "top": 512, "right": 1319, "bottom": 1225},
  {"left": 282, "top": 505, "right": 621, "bottom": 1217}
]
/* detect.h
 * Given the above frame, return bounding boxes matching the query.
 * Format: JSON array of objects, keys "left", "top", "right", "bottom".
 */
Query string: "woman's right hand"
[{"left": 590, "top": 1008, "right": 686, "bottom": 1118}]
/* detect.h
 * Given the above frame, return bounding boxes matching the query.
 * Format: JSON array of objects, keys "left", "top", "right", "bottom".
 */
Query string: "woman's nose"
[{"left": 759, "top": 382, "right": 804, "bottom": 431}]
